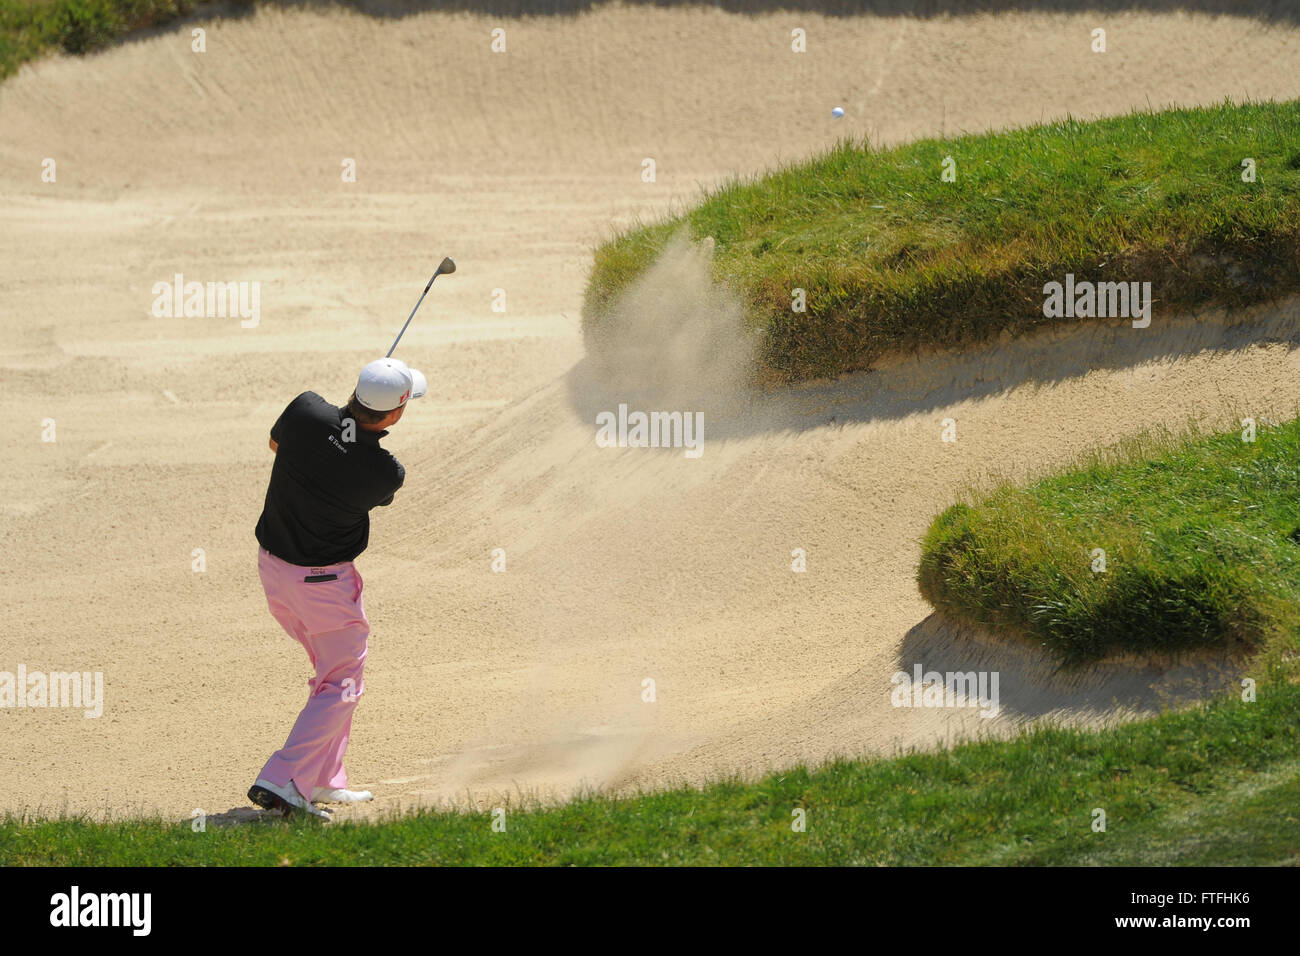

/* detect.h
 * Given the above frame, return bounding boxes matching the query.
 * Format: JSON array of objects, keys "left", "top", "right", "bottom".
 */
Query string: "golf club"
[{"left": 386, "top": 256, "right": 456, "bottom": 357}]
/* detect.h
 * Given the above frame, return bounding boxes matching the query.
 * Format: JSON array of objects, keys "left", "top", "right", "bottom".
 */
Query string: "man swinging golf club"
[
  {"left": 248, "top": 259, "right": 452, "bottom": 819},
  {"left": 248, "top": 356, "right": 428, "bottom": 819}
]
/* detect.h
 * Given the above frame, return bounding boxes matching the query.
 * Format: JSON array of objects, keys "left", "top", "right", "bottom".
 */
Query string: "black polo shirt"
[{"left": 255, "top": 391, "right": 405, "bottom": 566}]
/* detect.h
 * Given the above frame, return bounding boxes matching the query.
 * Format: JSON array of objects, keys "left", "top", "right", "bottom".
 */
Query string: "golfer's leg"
[
  {"left": 257, "top": 617, "right": 367, "bottom": 797},
  {"left": 264, "top": 600, "right": 318, "bottom": 690},
  {"left": 319, "top": 709, "right": 357, "bottom": 792},
  {"left": 317, "top": 565, "right": 368, "bottom": 791},
  {"left": 259, "top": 548, "right": 311, "bottom": 651},
  {"left": 256, "top": 549, "right": 320, "bottom": 797}
]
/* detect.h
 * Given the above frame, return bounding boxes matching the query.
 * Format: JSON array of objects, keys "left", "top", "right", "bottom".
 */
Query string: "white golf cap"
[{"left": 355, "top": 358, "right": 428, "bottom": 412}]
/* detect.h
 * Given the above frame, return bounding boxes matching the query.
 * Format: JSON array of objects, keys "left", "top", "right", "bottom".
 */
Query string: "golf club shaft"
[
  {"left": 386, "top": 275, "right": 437, "bottom": 358},
  {"left": 386, "top": 257, "right": 455, "bottom": 358}
]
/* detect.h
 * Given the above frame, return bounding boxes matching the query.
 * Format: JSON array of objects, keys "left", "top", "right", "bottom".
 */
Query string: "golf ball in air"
[{"left": 831, "top": 106, "right": 845, "bottom": 118}]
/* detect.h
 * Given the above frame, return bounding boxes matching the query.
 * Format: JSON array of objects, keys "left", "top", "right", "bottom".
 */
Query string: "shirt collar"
[{"left": 341, "top": 405, "right": 387, "bottom": 442}]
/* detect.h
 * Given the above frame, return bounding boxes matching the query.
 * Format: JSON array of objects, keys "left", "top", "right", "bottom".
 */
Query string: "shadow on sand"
[
  {"left": 895, "top": 612, "right": 1244, "bottom": 722},
  {"left": 565, "top": 297, "right": 1300, "bottom": 441},
  {"left": 210, "top": 0, "right": 1300, "bottom": 25},
  {"left": 112, "top": 0, "right": 1300, "bottom": 52}
]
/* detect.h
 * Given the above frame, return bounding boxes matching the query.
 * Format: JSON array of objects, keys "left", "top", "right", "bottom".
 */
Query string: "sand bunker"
[{"left": 2, "top": 3, "right": 1300, "bottom": 820}]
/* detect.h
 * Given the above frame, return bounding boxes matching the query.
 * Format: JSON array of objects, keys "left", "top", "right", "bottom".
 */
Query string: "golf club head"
[{"left": 387, "top": 258, "right": 457, "bottom": 357}]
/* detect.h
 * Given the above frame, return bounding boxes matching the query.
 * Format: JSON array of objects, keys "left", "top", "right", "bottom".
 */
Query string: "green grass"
[
  {"left": 584, "top": 100, "right": 1300, "bottom": 383},
  {"left": 3, "top": 681, "right": 1298, "bottom": 865},
  {"left": 918, "top": 418, "right": 1300, "bottom": 667},
  {"left": 1065, "top": 758, "right": 1300, "bottom": 866},
  {"left": 0, "top": 0, "right": 207, "bottom": 79}
]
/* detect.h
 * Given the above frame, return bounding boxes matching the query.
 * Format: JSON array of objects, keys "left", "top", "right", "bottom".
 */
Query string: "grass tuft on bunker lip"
[
  {"left": 0, "top": 0, "right": 216, "bottom": 79},
  {"left": 584, "top": 99, "right": 1300, "bottom": 384},
  {"left": 918, "top": 417, "right": 1300, "bottom": 667}
]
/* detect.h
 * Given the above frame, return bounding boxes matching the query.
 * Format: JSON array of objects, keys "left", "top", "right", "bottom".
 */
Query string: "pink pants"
[{"left": 256, "top": 547, "right": 369, "bottom": 799}]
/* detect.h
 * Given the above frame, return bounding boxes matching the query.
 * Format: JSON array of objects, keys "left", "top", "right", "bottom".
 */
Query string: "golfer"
[{"left": 247, "top": 357, "right": 426, "bottom": 819}]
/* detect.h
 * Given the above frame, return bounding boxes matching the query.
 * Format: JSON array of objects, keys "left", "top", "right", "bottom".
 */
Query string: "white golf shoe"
[
  {"left": 311, "top": 786, "right": 374, "bottom": 804},
  {"left": 248, "top": 778, "right": 332, "bottom": 820}
]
